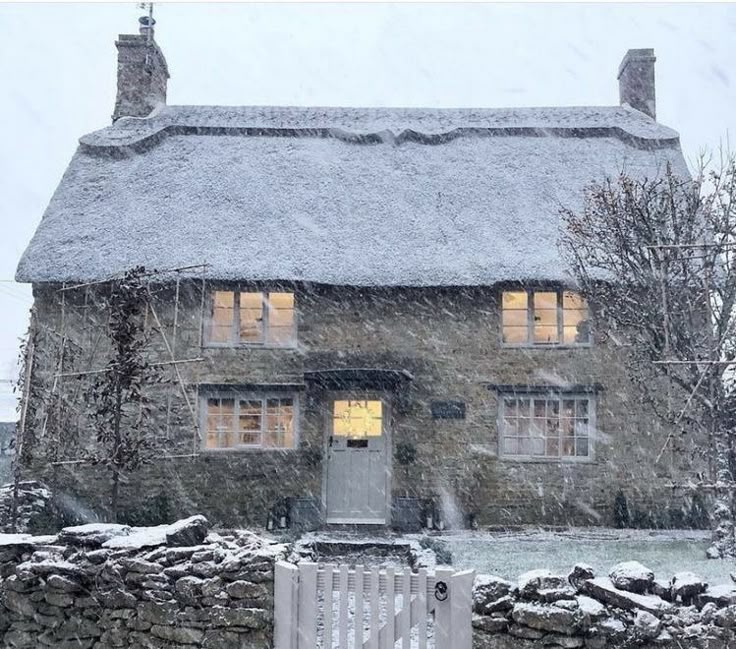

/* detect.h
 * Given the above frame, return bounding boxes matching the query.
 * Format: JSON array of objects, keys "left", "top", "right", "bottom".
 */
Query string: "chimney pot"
[
  {"left": 112, "top": 20, "right": 169, "bottom": 122},
  {"left": 617, "top": 48, "right": 656, "bottom": 120},
  {"left": 138, "top": 15, "right": 156, "bottom": 37}
]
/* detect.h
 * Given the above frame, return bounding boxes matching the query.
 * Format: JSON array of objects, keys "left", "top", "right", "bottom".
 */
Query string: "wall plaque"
[{"left": 431, "top": 400, "right": 466, "bottom": 419}]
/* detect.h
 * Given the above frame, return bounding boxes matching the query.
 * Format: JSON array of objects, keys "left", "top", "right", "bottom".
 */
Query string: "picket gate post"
[
  {"left": 433, "top": 567, "right": 454, "bottom": 649},
  {"left": 275, "top": 561, "right": 299, "bottom": 649},
  {"left": 298, "top": 562, "right": 318, "bottom": 649},
  {"left": 450, "top": 571, "right": 475, "bottom": 649}
]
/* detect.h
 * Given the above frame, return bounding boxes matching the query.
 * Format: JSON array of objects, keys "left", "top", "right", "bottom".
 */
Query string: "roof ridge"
[{"left": 80, "top": 124, "right": 681, "bottom": 158}]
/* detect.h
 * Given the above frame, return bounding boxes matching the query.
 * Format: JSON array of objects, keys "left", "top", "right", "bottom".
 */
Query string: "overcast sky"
[{"left": 0, "top": 1, "right": 735, "bottom": 420}]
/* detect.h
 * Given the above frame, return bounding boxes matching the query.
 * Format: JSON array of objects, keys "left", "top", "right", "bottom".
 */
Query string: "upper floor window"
[
  {"left": 499, "top": 394, "right": 593, "bottom": 460},
  {"left": 501, "top": 289, "right": 590, "bottom": 346},
  {"left": 203, "top": 393, "right": 297, "bottom": 450},
  {"left": 208, "top": 291, "right": 296, "bottom": 346}
]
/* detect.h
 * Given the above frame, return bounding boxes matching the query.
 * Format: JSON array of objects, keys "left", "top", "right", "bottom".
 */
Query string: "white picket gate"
[{"left": 274, "top": 562, "right": 474, "bottom": 649}]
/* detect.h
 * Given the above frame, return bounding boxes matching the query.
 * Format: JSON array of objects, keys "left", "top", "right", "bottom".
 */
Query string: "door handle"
[{"left": 329, "top": 436, "right": 334, "bottom": 447}]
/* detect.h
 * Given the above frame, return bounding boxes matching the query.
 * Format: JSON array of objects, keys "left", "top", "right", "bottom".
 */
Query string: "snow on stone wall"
[
  {"left": 0, "top": 516, "right": 286, "bottom": 649},
  {"left": 4, "top": 515, "right": 736, "bottom": 649},
  {"left": 0, "top": 481, "right": 53, "bottom": 534},
  {"left": 472, "top": 560, "right": 736, "bottom": 649}
]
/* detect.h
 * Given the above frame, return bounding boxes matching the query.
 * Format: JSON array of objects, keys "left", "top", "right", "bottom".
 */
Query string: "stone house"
[{"left": 14, "top": 23, "right": 698, "bottom": 529}]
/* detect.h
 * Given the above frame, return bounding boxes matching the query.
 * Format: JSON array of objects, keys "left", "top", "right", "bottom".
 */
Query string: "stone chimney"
[
  {"left": 617, "top": 48, "right": 656, "bottom": 120},
  {"left": 112, "top": 16, "right": 169, "bottom": 122}
]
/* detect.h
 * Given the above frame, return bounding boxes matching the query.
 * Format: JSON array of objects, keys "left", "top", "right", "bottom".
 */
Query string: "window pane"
[
  {"left": 563, "top": 292, "right": 590, "bottom": 344},
  {"left": 240, "top": 292, "right": 264, "bottom": 342},
  {"left": 534, "top": 292, "right": 557, "bottom": 309},
  {"left": 562, "top": 400, "right": 576, "bottom": 418},
  {"left": 576, "top": 400, "right": 589, "bottom": 417},
  {"left": 576, "top": 438, "right": 589, "bottom": 457},
  {"left": 503, "top": 398, "right": 518, "bottom": 417},
  {"left": 269, "top": 292, "right": 295, "bottom": 309},
  {"left": 518, "top": 399, "right": 530, "bottom": 418},
  {"left": 534, "top": 308, "right": 558, "bottom": 327},
  {"left": 502, "top": 291, "right": 527, "bottom": 310},
  {"left": 239, "top": 399, "right": 262, "bottom": 446},
  {"left": 562, "top": 436, "right": 575, "bottom": 456},
  {"left": 534, "top": 325, "right": 559, "bottom": 344},
  {"left": 532, "top": 292, "right": 559, "bottom": 344},
  {"left": 502, "top": 310, "right": 527, "bottom": 327},
  {"left": 266, "top": 292, "right": 296, "bottom": 344},
  {"left": 333, "top": 400, "right": 382, "bottom": 438},
  {"left": 533, "top": 400, "right": 546, "bottom": 418},
  {"left": 502, "top": 292, "right": 529, "bottom": 344},
  {"left": 518, "top": 437, "right": 530, "bottom": 456},
  {"left": 563, "top": 312, "right": 590, "bottom": 344},
  {"left": 210, "top": 291, "right": 234, "bottom": 343},
  {"left": 503, "top": 327, "right": 528, "bottom": 344},
  {"left": 206, "top": 398, "right": 235, "bottom": 448},
  {"left": 503, "top": 437, "right": 518, "bottom": 455},
  {"left": 264, "top": 398, "right": 294, "bottom": 448},
  {"left": 546, "top": 436, "right": 560, "bottom": 457},
  {"left": 563, "top": 291, "right": 585, "bottom": 309}
]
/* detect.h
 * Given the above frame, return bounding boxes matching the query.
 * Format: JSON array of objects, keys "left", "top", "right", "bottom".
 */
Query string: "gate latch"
[{"left": 434, "top": 581, "right": 448, "bottom": 601}]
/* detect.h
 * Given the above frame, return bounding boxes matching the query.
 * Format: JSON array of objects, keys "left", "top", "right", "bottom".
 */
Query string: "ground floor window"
[
  {"left": 203, "top": 393, "right": 297, "bottom": 450},
  {"left": 499, "top": 395, "right": 593, "bottom": 460}
]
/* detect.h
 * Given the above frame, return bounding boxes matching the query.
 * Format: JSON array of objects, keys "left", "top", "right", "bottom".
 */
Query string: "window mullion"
[
  {"left": 557, "top": 290, "right": 563, "bottom": 346},
  {"left": 527, "top": 290, "right": 534, "bottom": 343},
  {"left": 233, "top": 291, "right": 240, "bottom": 344},
  {"left": 556, "top": 397, "right": 562, "bottom": 458},
  {"left": 260, "top": 398, "right": 266, "bottom": 447},
  {"left": 235, "top": 398, "right": 241, "bottom": 448},
  {"left": 262, "top": 292, "right": 269, "bottom": 344}
]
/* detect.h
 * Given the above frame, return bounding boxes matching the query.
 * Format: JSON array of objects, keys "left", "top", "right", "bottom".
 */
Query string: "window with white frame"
[
  {"left": 499, "top": 395, "right": 593, "bottom": 459},
  {"left": 203, "top": 393, "right": 297, "bottom": 450},
  {"left": 208, "top": 291, "right": 296, "bottom": 346},
  {"left": 501, "top": 289, "right": 590, "bottom": 345}
]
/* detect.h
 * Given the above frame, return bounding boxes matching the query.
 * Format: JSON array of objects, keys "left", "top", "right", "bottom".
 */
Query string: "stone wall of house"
[
  {"left": 0, "top": 516, "right": 283, "bottom": 649},
  {"left": 472, "top": 561, "right": 736, "bottom": 649},
  {"left": 20, "top": 281, "right": 707, "bottom": 529}
]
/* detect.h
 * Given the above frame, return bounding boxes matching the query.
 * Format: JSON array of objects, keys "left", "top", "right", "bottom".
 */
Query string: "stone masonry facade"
[{"left": 19, "top": 281, "right": 705, "bottom": 530}]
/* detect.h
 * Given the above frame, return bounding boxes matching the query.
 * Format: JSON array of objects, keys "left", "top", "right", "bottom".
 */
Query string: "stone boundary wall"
[
  {"left": 0, "top": 516, "right": 285, "bottom": 649},
  {"left": 0, "top": 481, "right": 53, "bottom": 534},
  {"left": 4, "top": 515, "right": 736, "bottom": 649},
  {"left": 472, "top": 561, "right": 736, "bottom": 649}
]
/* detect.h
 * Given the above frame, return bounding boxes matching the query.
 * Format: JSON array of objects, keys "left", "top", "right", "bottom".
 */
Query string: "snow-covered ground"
[{"left": 422, "top": 528, "right": 732, "bottom": 583}]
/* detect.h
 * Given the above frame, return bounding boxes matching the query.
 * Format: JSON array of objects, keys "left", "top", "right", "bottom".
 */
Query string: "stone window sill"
[
  {"left": 498, "top": 456, "right": 597, "bottom": 465},
  {"left": 200, "top": 447, "right": 299, "bottom": 455}
]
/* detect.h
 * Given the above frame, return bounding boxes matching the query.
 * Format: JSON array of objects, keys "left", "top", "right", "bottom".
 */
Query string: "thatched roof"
[{"left": 16, "top": 105, "right": 688, "bottom": 286}]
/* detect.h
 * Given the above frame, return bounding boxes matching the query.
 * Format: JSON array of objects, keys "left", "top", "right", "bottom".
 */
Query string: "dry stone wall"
[
  {"left": 0, "top": 516, "right": 285, "bottom": 649},
  {"left": 473, "top": 560, "right": 736, "bottom": 649},
  {"left": 0, "top": 481, "right": 53, "bottom": 534},
  {"left": 3, "top": 514, "right": 736, "bottom": 649}
]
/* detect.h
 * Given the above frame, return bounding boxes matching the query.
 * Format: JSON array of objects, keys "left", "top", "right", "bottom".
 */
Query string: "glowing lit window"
[
  {"left": 500, "top": 395, "right": 593, "bottom": 459},
  {"left": 501, "top": 289, "right": 590, "bottom": 346},
  {"left": 208, "top": 291, "right": 296, "bottom": 345},
  {"left": 204, "top": 394, "right": 296, "bottom": 450},
  {"left": 333, "top": 400, "right": 383, "bottom": 438}
]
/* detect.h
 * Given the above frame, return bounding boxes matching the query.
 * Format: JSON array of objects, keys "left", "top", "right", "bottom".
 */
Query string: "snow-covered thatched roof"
[{"left": 16, "top": 104, "right": 689, "bottom": 286}]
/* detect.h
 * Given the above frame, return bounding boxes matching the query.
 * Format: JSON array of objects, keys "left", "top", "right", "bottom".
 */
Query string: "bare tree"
[
  {"left": 560, "top": 155, "right": 736, "bottom": 558},
  {"left": 86, "top": 267, "right": 164, "bottom": 521}
]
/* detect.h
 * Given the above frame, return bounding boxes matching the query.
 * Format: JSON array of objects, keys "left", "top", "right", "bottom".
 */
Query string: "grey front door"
[{"left": 325, "top": 399, "right": 388, "bottom": 524}]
